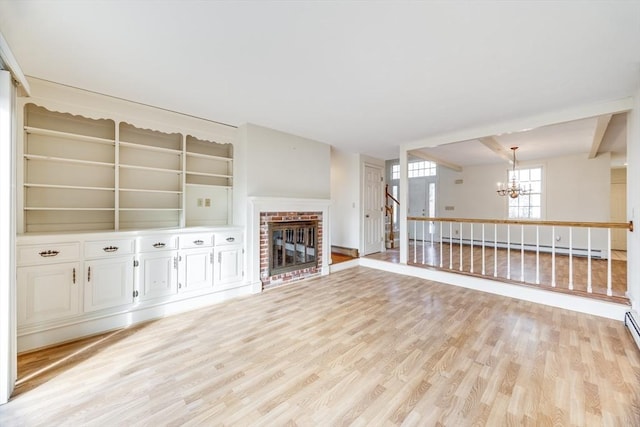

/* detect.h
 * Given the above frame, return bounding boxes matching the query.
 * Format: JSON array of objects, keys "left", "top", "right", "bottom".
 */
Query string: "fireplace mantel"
[{"left": 247, "top": 197, "right": 331, "bottom": 293}]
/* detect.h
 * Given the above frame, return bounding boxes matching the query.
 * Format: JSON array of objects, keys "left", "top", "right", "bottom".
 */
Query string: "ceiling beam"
[
  {"left": 478, "top": 137, "right": 514, "bottom": 164},
  {"left": 408, "top": 149, "right": 463, "bottom": 172},
  {"left": 588, "top": 114, "right": 612, "bottom": 159}
]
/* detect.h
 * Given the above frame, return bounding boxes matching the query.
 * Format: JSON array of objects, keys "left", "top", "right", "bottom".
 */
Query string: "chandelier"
[{"left": 496, "top": 146, "right": 530, "bottom": 199}]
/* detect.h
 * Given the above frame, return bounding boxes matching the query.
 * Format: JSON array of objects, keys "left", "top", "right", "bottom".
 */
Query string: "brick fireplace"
[
  {"left": 248, "top": 197, "right": 331, "bottom": 293},
  {"left": 260, "top": 211, "right": 322, "bottom": 289}
]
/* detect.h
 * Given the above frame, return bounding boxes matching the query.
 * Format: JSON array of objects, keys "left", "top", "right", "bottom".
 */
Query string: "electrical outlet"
[
  {"left": 197, "top": 198, "right": 203, "bottom": 207},
  {"left": 205, "top": 198, "right": 211, "bottom": 207}
]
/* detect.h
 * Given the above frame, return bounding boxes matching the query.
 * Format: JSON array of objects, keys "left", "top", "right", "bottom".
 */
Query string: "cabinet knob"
[
  {"left": 153, "top": 242, "right": 166, "bottom": 248},
  {"left": 226, "top": 237, "right": 235, "bottom": 242},
  {"left": 39, "top": 250, "right": 59, "bottom": 257},
  {"left": 103, "top": 246, "right": 119, "bottom": 252}
]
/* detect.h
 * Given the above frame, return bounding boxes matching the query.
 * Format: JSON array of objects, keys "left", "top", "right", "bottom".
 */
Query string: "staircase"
[{"left": 384, "top": 184, "right": 400, "bottom": 249}]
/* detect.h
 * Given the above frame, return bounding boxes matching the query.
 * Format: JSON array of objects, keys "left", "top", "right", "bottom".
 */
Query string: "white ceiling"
[{"left": 0, "top": 1, "right": 639, "bottom": 160}]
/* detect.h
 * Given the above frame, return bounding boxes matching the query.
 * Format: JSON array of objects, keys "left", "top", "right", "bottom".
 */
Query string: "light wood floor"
[{"left": 3, "top": 267, "right": 639, "bottom": 425}]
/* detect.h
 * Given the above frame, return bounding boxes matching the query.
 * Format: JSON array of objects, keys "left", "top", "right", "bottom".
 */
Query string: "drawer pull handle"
[
  {"left": 103, "top": 246, "right": 119, "bottom": 252},
  {"left": 226, "top": 237, "right": 235, "bottom": 242},
  {"left": 39, "top": 250, "right": 59, "bottom": 257},
  {"left": 153, "top": 243, "right": 166, "bottom": 248},
  {"left": 194, "top": 240, "right": 204, "bottom": 245}
]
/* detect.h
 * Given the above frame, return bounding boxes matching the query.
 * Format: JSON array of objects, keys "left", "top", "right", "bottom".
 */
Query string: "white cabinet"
[
  {"left": 137, "top": 249, "right": 179, "bottom": 301},
  {"left": 83, "top": 238, "right": 135, "bottom": 312},
  {"left": 136, "top": 234, "right": 179, "bottom": 300},
  {"left": 178, "top": 232, "right": 214, "bottom": 293},
  {"left": 17, "top": 262, "right": 81, "bottom": 326},
  {"left": 213, "top": 231, "right": 243, "bottom": 289}
]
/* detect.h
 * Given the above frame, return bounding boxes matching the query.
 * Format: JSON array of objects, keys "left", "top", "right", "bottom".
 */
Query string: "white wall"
[
  {"left": 437, "top": 153, "right": 611, "bottom": 221},
  {"left": 330, "top": 147, "right": 360, "bottom": 250},
  {"left": 243, "top": 123, "right": 331, "bottom": 199},
  {"left": 435, "top": 153, "right": 612, "bottom": 251}
]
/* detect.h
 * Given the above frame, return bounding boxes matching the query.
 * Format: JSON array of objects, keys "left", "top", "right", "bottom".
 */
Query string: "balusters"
[
  {"left": 551, "top": 226, "right": 556, "bottom": 287},
  {"left": 535, "top": 226, "right": 540, "bottom": 285},
  {"left": 607, "top": 228, "right": 612, "bottom": 296},
  {"left": 569, "top": 227, "right": 573, "bottom": 291},
  {"left": 481, "top": 224, "right": 486, "bottom": 275},
  {"left": 439, "top": 222, "right": 443, "bottom": 268},
  {"left": 459, "top": 223, "right": 463, "bottom": 272},
  {"left": 494, "top": 224, "right": 498, "bottom": 278},
  {"left": 470, "top": 224, "right": 474, "bottom": 274},
  {"left": 520, "top": 225, "right": 525, "bottom": 282},
  {"left": 587, "top": 228, "right": 592, "bottom": 293},
  {"left": 507, "top": 224, "right": 511, "bottom": 280}
]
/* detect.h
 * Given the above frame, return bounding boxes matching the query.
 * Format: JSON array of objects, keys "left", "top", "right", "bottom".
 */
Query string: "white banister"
[
  {"left": 568, "top": 227, "right": 573, "bottom": 291},
  {"left": 551, "top": 226, "right": 556, "bottom": 288},
  {"left": 459, "top": 223, "right": 463, "bottom": 272},
  {"left": 470, "top": 224, "right": 474, "bottom": 274},
  {"left": 507, "top": 224, "right": 511, "bottom": 280},
  {"left": 535, "top": 225, "right": 540, "bottom": 285},
  {"left": 587, "top": 228, "right": 592, "bottom": 293},
  {"left": 520, "top": 225, "right": 524, "bottom": 282},
  {"left": 439, "top": 222, "right": 443, "bottom": 268},
  {"left": 481, "top": 224, "right": 486, "bottom": 276},
  {"left": 494, "top": 224, "right": 498, "bottom": 277},
  {"left": 449, "top": 222, "right": 453, "bottom": 269},
  {"left": 607, "top": 228, "right": 612, "bottom": 296}
]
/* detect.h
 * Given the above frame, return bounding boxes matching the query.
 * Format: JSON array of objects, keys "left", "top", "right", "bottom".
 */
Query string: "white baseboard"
[
  {"left": 330, "top": 258, "right": 359, "bottom": 273},
  {"left": 625, "top": 311, "right": 640, "bottom": 349}
]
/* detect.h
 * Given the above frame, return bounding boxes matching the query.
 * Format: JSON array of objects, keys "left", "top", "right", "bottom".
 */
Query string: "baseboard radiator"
[
  {"left": 423, "top": 237, "right": 606, "bottom": 259},
  {"left": 625, "top": 311, "right": 640, "bottom": 350}
]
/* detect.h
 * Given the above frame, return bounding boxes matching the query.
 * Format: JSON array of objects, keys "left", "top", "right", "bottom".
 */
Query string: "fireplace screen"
[{"left": 269, "top": 221, "right": 318, "bottom": 276}]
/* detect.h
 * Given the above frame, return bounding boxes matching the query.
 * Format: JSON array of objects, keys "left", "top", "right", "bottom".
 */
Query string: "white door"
[
  {"left": 408, "top": 178, "right": 436, "bottom": 240},
  {"left": 363, "top": 164, "right": 383, "bottom": 255},
  {"left": 214, "top": 245, "right": 243, "bottom": 288},
  {"left": 17, "top": 262, "right": 81, "bottom": 326},
  {"left": 611, "top": 171, "right": 627, "bottom": 251},
  {"left": 180, "top": 248, "right": 214, "bottom": 292},
  {"left": 138, "top": 251, "right": 179, "bottom": 301},
  {"left": 84, "top": 257, "right": 134, "bottom": 312}
]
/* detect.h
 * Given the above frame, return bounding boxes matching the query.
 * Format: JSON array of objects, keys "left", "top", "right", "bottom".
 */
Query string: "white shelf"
[
  {"left": 119, "top": 208, "right": 182, "bottom": 211},
  {"left": 186, "top": 171, "right": 232, "bottom": 179},
  {"left": 24, "top": 154, "right": 115, "bottom": 168},
  {"left": 24, "top": 207, "right": 115, "bottom": 211},
  {"left": 186, "top": 151, "right": 232, "bottom": 162},
  {"left": 120, "top": 188, "right": 182, "bottom": 194},
  {"left": 119, "top": 141, "right": 183, "bottom": 155},
  {"left": 24, "top": 126, "right": 115, "bottom": 146},
  {"left": 185, "top": 183, "right": 232, "bottom": 189},
  {"left": 24, "top": 183, "right": 114, "bottom": 191},
  {"left": 119, "top": 164, "right": 182, "bottom": 174}
]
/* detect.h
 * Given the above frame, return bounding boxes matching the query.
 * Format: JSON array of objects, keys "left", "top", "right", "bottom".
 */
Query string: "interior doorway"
[
  {"left": 610, "top": 168, "right": 627, "bottom": 251},
  {"left": 363, "top": 164, "right": 383, "bottom": 255}
]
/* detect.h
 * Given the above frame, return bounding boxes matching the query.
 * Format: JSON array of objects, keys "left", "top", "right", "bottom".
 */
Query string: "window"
[
  {"left": 508, "top": 167, "right": 542, "bottom": 219},
  {"left": 408, "top": 161, "right": 436, "bottom": 178},
  {"left": 391, "top": 164, "right": 400, "bottom": 180}
]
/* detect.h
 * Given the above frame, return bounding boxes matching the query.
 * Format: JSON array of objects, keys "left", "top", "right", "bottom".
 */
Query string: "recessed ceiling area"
[
  {"left": 0, "top": 1, "right": 639, "bottom": 160},
  {"left": 409, "top": 113, "right": 628, "bottom": 170}
]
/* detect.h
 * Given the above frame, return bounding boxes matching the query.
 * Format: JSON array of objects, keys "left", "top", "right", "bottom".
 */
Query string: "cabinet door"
[
  {"left": 138, "top": 251, "right": 178, "bottom": 300},
  {"left": 84, "top": 257, "right": 134, "bottom": 312},
  {"left": 180, "top": 248, "right": 214, "bottom": 293},
  {"left": 17, "top": 262, "right": 81, "bottom": 326},
  {"left": 214, "top": 245, "right": 243, "bottom": 288}
]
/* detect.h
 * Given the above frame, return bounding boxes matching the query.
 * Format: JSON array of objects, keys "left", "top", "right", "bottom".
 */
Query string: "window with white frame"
[
  {"left": 508, "top": 167, "right": 542, "bottom": 219},
  {"left": 391, "top": 164, "right": 400, "bottom": 180},
  {"left": 408, "top": 160, "right": 436, "bottom": 178}
]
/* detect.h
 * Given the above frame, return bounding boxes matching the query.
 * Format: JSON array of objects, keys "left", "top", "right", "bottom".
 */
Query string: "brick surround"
[{"left": 260, "top": 211, "right": 323, "bottom": 289}]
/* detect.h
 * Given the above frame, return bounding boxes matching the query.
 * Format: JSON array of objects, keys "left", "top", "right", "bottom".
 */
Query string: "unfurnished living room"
[{"left": 1, "top": 1, "right": 640, "bottom": 425}]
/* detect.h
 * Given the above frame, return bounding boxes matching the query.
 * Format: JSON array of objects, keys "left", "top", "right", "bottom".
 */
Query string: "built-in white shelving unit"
[{"left": 20, "top": 103, "right": 234, "bottom": 233}]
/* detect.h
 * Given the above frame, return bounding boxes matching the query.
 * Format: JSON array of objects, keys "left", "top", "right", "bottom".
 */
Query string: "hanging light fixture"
[{"left": 496, "top": 146, "right": 530, "bottom": 198}]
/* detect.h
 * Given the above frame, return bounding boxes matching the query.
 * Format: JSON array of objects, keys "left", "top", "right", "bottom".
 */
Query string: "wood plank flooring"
[{"left": 2, "top": 267, "right": 639, "bottom": 425}]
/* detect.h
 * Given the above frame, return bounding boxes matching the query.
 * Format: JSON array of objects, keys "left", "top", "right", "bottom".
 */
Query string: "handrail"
[
  {"left": 385, "top": 184, "right": 399, "bottom": 206},
  {"left": 408, "top": 216, "right": 633, "bottom": 231}
]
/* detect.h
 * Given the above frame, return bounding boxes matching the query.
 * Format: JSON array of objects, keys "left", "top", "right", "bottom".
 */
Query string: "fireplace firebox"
[{"left": 269, "top": 221, "right": 318, "bottom": 276}]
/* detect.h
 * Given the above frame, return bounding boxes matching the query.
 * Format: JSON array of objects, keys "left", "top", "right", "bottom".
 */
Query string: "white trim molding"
[{"left": 0, "top": 31, "right": 30, "bottom": 95}]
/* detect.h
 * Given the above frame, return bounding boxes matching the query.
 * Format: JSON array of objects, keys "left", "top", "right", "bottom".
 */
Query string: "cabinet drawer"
[
  {"left": 180, "top": 233, "right": 214, "bottom": 249},
  {"left": 85, "top": 239, "right": 135, "bottom": 259},
  {"left": 17, "top": 242, "right": 80, "bottom": 266},
  {"left": 139, "top": 235, "right": 178, "bottom": 252},
  {"left": 214, "top": 231, "right": 242, "bottom": 246}
]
